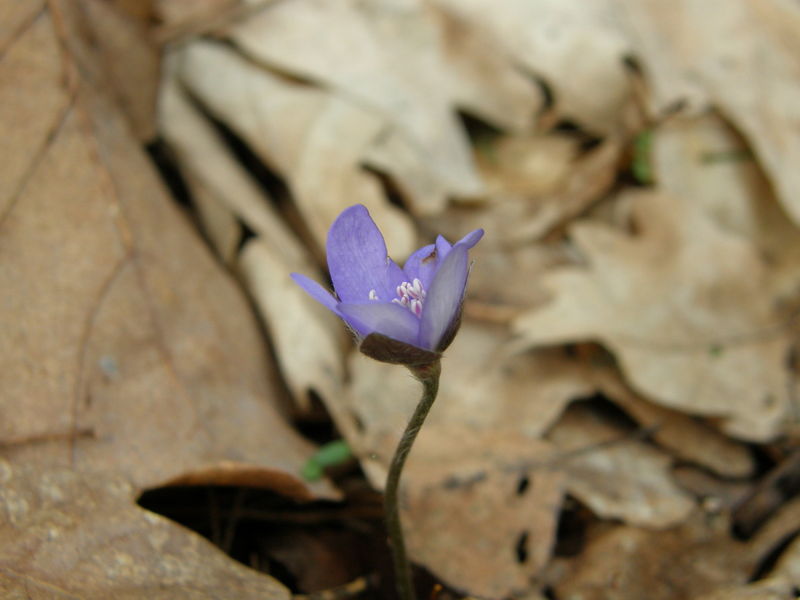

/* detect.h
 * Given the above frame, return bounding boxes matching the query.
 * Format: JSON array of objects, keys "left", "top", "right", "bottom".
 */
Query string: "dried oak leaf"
[
  {"left": 616, "top": 0, "right": 800, "bottom": 226},
  {"left": 226, "top": 0, "right": 541, "bottom": 213},
  {"left": 514, "top": 191, "right": 792, "bottom": 441},
  {"left": 432, "top": 0, "right": 633, "bottom": 135},
  {"left": 595, "top": 369, "right": 754, "bottom": 479},
  {"left": 0, "top": 1, "right": 333, "bottom": 498},
  {"left": 158, "top": 74, "right": 349, "bottom": 416},
  {"left": 0, "top": 462, "right": 288, "bottom": 599},
  {"left": 554, "top": 514, "right": 755, "bottom": 600},
  {"left": 546, "top": 403, "right": 694, "bottom": 528},
  {"left": 79, "top": 0, "right": 160, "bottom": 140},
  {"left": 555, "top": 496, "right": 800, "bottom": 600},
  {"left": 691, "top": 582, "right": 794, "bottom": 600},
  {"left": 652, "top": 112, "right": 800, "bottom": 310},
  {"left": 174, "top": 39, "right": 416, "bottom": 256}
]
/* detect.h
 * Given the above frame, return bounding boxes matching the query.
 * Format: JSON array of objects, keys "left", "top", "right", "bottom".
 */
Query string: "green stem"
[{"left": 384, "top": 360, "right": 441, "bottom": 600}]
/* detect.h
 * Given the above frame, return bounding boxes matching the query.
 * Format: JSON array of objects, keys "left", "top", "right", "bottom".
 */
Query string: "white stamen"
[
  {"left": 393, "top": 279, "right": 426, "bottom": 317},
  {"left": 369, "top": 289, "right": 379, "bottom": 301}
]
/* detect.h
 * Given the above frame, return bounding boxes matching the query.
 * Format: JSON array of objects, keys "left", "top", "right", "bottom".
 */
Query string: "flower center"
[
  {"left": 367, "top": 279, "right": 427, "bottom": 317},
  {"left": 392, "top": 278, "right": 426, "bottom": 317}
]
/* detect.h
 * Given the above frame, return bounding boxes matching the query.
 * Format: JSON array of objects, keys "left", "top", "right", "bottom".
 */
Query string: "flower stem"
[{"left": 384, "top": 360, "right": 441, "bottom": 600}]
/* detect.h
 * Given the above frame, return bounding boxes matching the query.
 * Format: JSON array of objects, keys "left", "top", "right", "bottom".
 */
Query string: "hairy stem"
[{"left": 384, "top": 360, "right": 441, "bottom": 600}]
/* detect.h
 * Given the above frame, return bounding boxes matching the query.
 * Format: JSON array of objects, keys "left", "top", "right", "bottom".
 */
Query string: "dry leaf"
[
  {"left": 652, "top": 112, "right": 800, "bottom": 309},
  {"left": 227, "top": 0, "right": 540, "bottom": 211},
  {"left": 596, "top": 369, "right": 754, "bottom": 478},
  {"left": 554, "top": 515, "right": 754, "bottom": 600},
  {"left": 547, "top": 404, "right": 694, "bottom": 528},
  {"left": 158, "top": 71, "right": 304, "bottom": 263},
  {"left": 691, "top": 581, "right": 794, "bottom": 600},
  {"left": 239, "top": 239, "right": 350, "bottom": 419},
  {"left": 159, "top": 71, "right": 350, "bottom": 416},
  {"left": 0, "top": 463, "right": 288, "bottom": 599},
  {"left": 617, "top": 0, "right": 800, "bottom": 225},
  {"left": 154, "top": 0, "right": 237, "bottom": 27},
  {"left": 404, "top": 426, "right": 564, "bottom": 599},
  {"left": 174, "top": 39, "right": 416, "bottom": 256},
  {"left": 0, "top": 0, "right": 46, "bottom": 54},
  {"left": 514, "top": 191, "right": 792, "bottom": 441},
  {"left": 0, "top": 1, "right": 334, "bottom": 497},
  {"left": 432, "top": 0, "right": 633, "bottom": 135},
  {"left": 79, "top": 0, "right": 160, "bottom": 140},
  {"left": 504, "top": 137, "right": 625, "bottom": 243}
]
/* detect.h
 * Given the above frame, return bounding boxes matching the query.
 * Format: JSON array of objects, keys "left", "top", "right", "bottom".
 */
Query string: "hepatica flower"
[{"left": 291, "top": 205, "right": 483, "bottom": 366}]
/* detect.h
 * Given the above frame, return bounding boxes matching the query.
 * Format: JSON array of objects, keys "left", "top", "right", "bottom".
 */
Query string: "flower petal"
[
  {"left": 435, "top": 235, "right": 452, "bottom": 260},
  {"left": 402, "top": 243, "right": 437, "bottom": 288},
  {"left": 419, "top": 245, "right": 469, "bottom": 351},
  {"left": 326, "top": 205, "right": 404, "bottom": 303},
  {"left": 338, "top": 302, "right": 421, "bottom": 346},
  {"left": 455, "top": 228, "right": 484, "bottom": 249},
  {"left": 290, "top": 273, "right": 339, "bottom": 312}
]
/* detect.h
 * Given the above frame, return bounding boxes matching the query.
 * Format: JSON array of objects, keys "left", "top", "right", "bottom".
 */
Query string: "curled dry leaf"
[
  {"left": 174, "top": 39, "right": 416, "bottom": 256},
  {"left": 0, "top": 462, "right": 288, "bottom": 600},
  {"left": 158, "top": 71, "right": 349, "bottom": 416},
  {"left": 547, "top": 404, "right": 694, "bottom": 528},
  {"left": 691, "top": 581, "right": 794, "bottom": 600},
  {"left": 652, "top": 112, "right": 800, "bottom": 309},
  {"left": 154, "top": 0, "right": 238, "bottom": 28},
  {"left": 595, "top": 369, "right": 754, "bottom": 478},
  {"left": 514, "top": 191, "right": 792, "bottom": 441},
  {"left": 471, "top": 132, "right": 625, "bottom": 244},
  {"left": 556, "top": 494, "right": 800, "bottom": 600},
  {"left": 554, "top": 515, "right": 755, "bottom": 600},
  {"left": 617, "top": 0, "right": 800, "bottom": 226},
  {"left": 227, "top": 0, "right": 541, "bottom": 212},
  {"left": 503, "top": 136, "right": 626, "bottom": 243},
  {"left": 240, "top": 239, "right": 350, "bottom": 420},
  {"left": 0, "top": 2, "right": 334, "bottom": 498},
  {"left": 433, "top": 0, "right": 633, "bottom": 135}
]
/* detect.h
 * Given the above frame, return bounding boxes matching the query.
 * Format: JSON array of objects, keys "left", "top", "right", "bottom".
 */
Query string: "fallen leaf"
[
  {"left": 616, "top": 0, "right": 800, "bottom": 226},
  {"left": 652, "top": 112, "right": 800, "bottom": 310},
  {"left": 0, "top": 0, "right": 334, "bottom": 497},
  {"left": 432, "top": 0, "right": 633, "bottom": 135},
  {"left": 240, "top": 239, "right": 349, "bottom": 419},
  {"left": 554, "top": 515, "right": 754, "bottom": 600},
  {"left": 403, "top": 426, "right": 565, "bottom": 599},
  {"left": 174, "top": 39, "right": 416, "bottom": 256},
  {"left": 547, "top": 404, "right": 695, "bottom": 528},
  {"left": 596, "top": 369, "right": 755, "bottom": 478},
  {"left": 0, "top": 462, "right": 288, "bottom": 599},
  {"left": 79, "top": 0, "right": 160, "bottom": 140},
  {"left": 691, "top": 581, "right": 794, "bottom": 600},
  {"left": 227, "top": 0, "right": 541, "bottom": 211},
  {"left": 514, "top": 190, "right": 792, "bottom": 441}
]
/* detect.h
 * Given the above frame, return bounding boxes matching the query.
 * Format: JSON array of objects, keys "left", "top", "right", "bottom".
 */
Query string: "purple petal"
[
  {"left": 326, "top": 205, "right": 405, "bottom": 303},
  {"left": 290, "top": 273, "right": 339, "bottom": 312},
  {"left": 338, "top": 302, "right": 421, "bottom": 346},
  {"left": 402, "top": 243, "right": 437, "bottom": 289},
  {"left": 435, "top": 235, "right": 452, "bottom": 260},
  {"left": 454, "top": 228, "right": 484, "bottom": 249},
  {"left": 419, "top": 245, "right": 469, "bottom": 350}
]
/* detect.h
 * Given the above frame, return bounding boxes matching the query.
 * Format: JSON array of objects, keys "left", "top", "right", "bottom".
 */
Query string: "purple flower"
[{"left": 291, "top": 205, "right": 483, "bottom": 365}]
